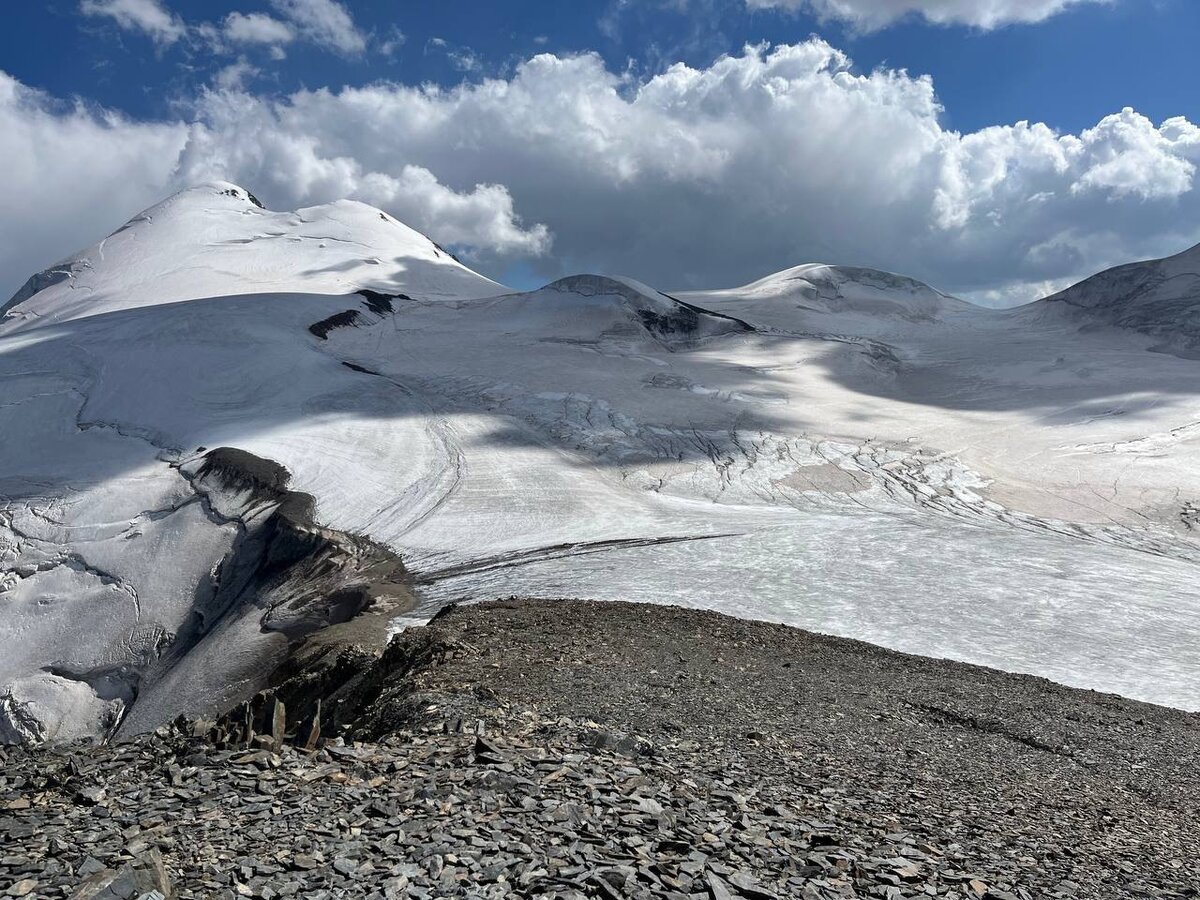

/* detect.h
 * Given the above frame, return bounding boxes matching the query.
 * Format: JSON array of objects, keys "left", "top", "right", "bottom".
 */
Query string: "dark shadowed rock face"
[
  {"left": 109, "top": 447, "right": 412, "bottom": 738},
  {"left": 192, "top": 447, "right": 293, "bottom": 500},
  {"left": 308, "top": 309, "right": 363, "bottom": 340},
  {"left": 358, "top": 289, "right": 414, "bottom": 316},
  {"left": 307, "top": 290, "right": 411, "bottom": 340}
]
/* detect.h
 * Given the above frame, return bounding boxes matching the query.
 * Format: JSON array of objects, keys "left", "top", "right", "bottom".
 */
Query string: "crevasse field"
[{"left": 3, "top": 183, "right": 1199, "bottom": 742}]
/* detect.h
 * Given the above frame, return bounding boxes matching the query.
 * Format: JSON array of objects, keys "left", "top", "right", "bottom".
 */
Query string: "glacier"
[{"left": 2, "top": 182, "right": 1199, "bottom": 742}]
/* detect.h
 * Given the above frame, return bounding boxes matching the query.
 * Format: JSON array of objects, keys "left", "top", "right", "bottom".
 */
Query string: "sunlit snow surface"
[{"left": 3, "top": 184, "right": 1200, "bottom": 737}]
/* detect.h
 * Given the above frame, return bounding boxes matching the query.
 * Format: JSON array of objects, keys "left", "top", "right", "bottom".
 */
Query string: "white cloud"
[
  {"left": 79, "top": 0, "right": 187, "bottom": 46},
  {"left": 0, "top": 73, "right": 187, "bottom": 298},
  {"left": 171, "top": 42, "right": 1193, "bottom": 294},
  {"left": 82, "top": 1, "right": 368, "bottom": 58},
  {"left": 174, "top": 91, "right": 550, "bottom": 256},
  {"left": 744, "top": 0, "right": 1110, "bottom": 29},
  {"left": 222, "top": 12, "right": 295, "bottom": 47},
  {"left": 212, "top": 60, "right": 260, "bottom": 92},
  {"left": 426, "top": 38, "right": 483, "bottom": 73},
  {"left": 3, "top": 41, "right": 1200, "bottom": 305},
  {"left": 1070, "top": 108, "right": 1200, "bottom": 200},
  {"left": 378, "top": 26, "right": 407, "bottom": 58},
  {"left": 268, "top": 0, "right": 367, "bottom": 56}
]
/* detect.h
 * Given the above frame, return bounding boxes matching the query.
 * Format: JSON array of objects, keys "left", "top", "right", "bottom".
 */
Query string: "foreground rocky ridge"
[{"left": 3, "top": 599, "right": 1198, "bottom": 899}]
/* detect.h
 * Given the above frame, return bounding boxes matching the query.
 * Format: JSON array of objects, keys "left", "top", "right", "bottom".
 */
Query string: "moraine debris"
[{"left": 2, "top": 599, "right": 1198, "bottom": 899}]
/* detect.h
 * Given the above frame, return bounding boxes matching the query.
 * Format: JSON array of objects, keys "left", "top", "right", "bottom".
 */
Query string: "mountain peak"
[
  {"left": 193, "top": 181, "right": 264, "bottom": 208},
  {"left": 1, "top": 184, "right": 504, "bottom": 330},
  {"left": 672, "top": 262, "right": 972, "bottom": 335}
]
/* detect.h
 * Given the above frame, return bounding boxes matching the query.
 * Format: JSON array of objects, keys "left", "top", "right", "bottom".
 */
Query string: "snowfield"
[{"left": 2, "top": 183, "right": 1199, "bottom": 742}]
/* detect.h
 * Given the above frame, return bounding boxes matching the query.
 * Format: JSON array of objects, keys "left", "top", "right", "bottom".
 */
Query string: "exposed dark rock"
[
  {"left": 108, "top": 447, "right": 411, "bottom": 739},
  {"left": 431, "top": 240, "right": 464, "bottom": 264},
  {"left": 357, "top": 289, "right": 413, "bottom": 316},
  {"left": 72, "top": 785, "right": 105, "bottom": 806},
  {"left": 190, "top": 447, "right": 292, "bottom": 499},
  {"left": 307, "top": 309, "right": 362, "bottom": 340},
  {"left": 659, "top": 291, "right": 755, "bottom": 333},
  {"left": 635, "top": 300, "right": 702, "bottom": 338},
  {"left": 216, "top": 186, "right": 264, "bottom": 210},
  {"left": 68, "top": 849, "right": 172, "bottom": 899},
  {"left": 307, "top": 290, "right": 408, "bottom": 340}
]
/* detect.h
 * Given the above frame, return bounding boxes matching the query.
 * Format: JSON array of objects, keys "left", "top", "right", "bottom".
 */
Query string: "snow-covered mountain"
[
  {"left": 0, "top": 183, "right": 501, "bottom": 328},
  {"left": 1030, "top": 242, "right": 1200, "bottom": 358},
  {"left": 3, "top": 183, "right": 1200, "bottom": 743}
]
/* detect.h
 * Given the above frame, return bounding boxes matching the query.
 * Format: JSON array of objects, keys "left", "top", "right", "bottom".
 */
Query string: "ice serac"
[
  {"left": 3, "top": 183, "right": 1200, "bottom": 745},
  {"left": 1033, "top": 241, "right": 1200, "bottom": 358}
]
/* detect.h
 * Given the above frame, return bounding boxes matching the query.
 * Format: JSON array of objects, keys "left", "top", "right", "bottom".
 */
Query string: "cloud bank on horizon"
[
  {"left": 4, "top": 0, "right": 1199, "bottom": 307},
  {"left": 747, "top": 0, "right": 1110, "bottom": 29}
]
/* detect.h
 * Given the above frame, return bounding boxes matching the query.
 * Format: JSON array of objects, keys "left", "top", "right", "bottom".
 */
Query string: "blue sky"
[
  {"left": 2, "top": 0, "right": 1199, "bottom": 303},
  {"left": 6, "top": 1, "right": 1196, "bottom": 133}
]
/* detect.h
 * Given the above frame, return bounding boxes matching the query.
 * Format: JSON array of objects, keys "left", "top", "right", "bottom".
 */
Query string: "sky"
[{"left": 2, "top": 0, "right": 1199, "bottom": 305}]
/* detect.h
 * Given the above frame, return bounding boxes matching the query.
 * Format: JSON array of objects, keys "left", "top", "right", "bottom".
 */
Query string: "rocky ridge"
[{"left": 2, "top": 599, "right": 1198, "bottom": 899}]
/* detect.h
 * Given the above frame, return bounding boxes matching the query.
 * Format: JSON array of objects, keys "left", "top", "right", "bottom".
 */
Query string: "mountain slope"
[
  {"left": 2, "top": 185, "right": 1200, "bottom": 744},
  {"left": 1031, "top": 241, "right": 1200, "bottom": 358}
]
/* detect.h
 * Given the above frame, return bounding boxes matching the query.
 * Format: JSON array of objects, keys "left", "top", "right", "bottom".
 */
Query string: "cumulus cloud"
[
  {"left": 166, "top": 42, "right": 1197, "bottom": 298},
  {"left": 174, "top": 91, "right": 550, "bottom": 256},
  {"left": 744, "top": 0, "right": 1110, "bottom": 29},
  {"left": 79, "top": 0, "right": 187, "bottom": 46},
  {"left": 3, "top": 41, "right": 1200, "bottom": 306},
  {"left": 1070, "top": 109, "right": 1200, "bottom": 200},
  {"left": 0, "top": 73, "right": 187, "bottom": 298}
]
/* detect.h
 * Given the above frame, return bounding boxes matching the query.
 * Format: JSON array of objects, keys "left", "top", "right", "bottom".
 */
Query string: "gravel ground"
[{"left": 2, "top": 598, "right": 1198, "bottom": 900}]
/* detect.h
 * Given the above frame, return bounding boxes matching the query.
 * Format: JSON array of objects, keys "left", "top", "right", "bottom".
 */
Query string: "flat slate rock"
[{"left": 3, "top": 598, "right": 1199, "bottom": 899}]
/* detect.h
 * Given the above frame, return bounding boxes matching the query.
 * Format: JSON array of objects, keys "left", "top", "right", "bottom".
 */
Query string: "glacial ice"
[{"left": 3, "top": 183, "right": 1199, "bottom": 741}]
